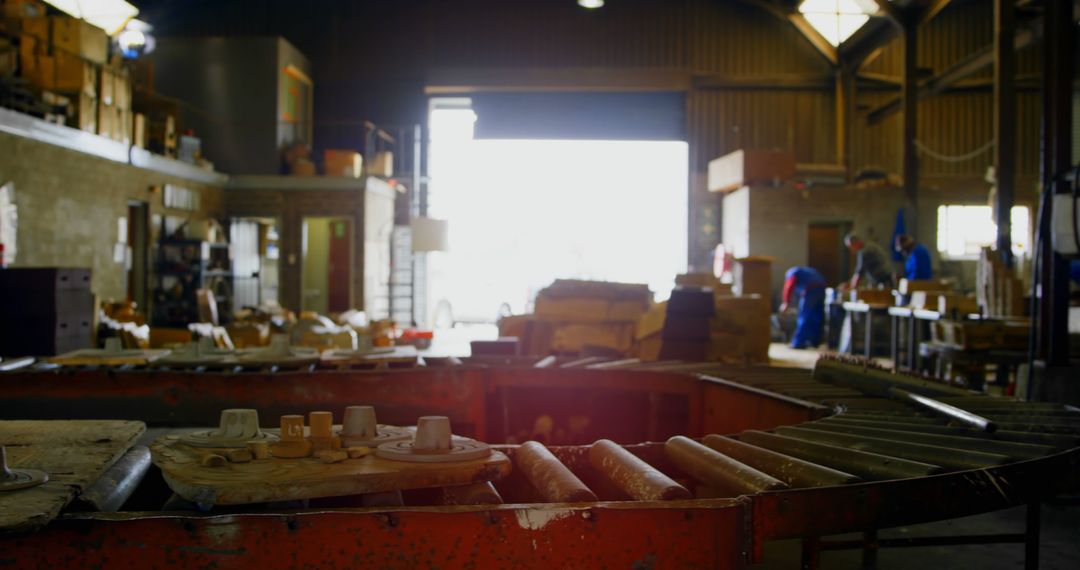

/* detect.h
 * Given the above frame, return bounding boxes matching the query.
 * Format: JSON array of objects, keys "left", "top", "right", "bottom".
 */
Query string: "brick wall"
[{"left": 0, "top": 132, "right": 225, "bottom": 301}]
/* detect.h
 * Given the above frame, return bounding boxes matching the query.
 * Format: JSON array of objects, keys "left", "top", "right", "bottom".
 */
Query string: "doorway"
[
  {"left": 126, "top": 201, "right": 149, "bottom": 310},
  {"left": 301, "top": 217, "right": 353, "bottom": 315},
  {"left": 426, "top": 100, "right": 689, "bottom": 331},
  {"left": 807, "top": 221, "right": 852, "bottom": 285},
  {"left": 230, "top": 217, "right": 281, "bottom": 309}
]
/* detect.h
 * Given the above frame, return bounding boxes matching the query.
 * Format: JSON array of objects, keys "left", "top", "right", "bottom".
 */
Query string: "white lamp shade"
[{"left": 410, "top": 217, "right": 449, "bottom": 252}]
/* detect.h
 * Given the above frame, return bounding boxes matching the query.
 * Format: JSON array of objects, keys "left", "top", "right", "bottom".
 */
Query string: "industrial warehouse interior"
[{"left": 1, "top": 0, "right": 1080, "bottom": 568}]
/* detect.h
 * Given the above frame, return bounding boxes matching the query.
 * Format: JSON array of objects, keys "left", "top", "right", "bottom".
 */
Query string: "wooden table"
[
  {"left": 919, "top": 341, "right": 1028, "bottom": 391},
  {"left": 0, "top": 420, "right": 145, "bottom": 535}
]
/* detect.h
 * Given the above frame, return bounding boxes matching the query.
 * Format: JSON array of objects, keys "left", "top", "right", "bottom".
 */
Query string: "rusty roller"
[
  {"left": 737, "top": 430, "right": 942, "bottom": 480},
  {"left": 515, "top": 441, "right": 597, "bottom": 503},
  {"left": 589, "top": 439, "right": 691, "bottom": 501},
  {"left": 700, "top": 434, "right": 860, "bottom": 488},
  {"left": 776, "top": 426, "right": 1011, "bottom": 470},
  {"left": 664, "top": 436, "right": 788, "bottom": 497}
]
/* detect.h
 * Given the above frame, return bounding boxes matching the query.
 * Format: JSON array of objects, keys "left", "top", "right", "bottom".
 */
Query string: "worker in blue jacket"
[
  {"left": 779, "top": 266, "right": 827, "bottom": 349},
  {"left": 895, "top": 234, "right": 933, "bottom": 281}
]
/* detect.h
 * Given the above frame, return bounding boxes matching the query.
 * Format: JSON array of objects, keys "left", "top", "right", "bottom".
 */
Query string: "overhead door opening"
[{"left": 425, "top": 96, "right": 688, "bottom": 332}]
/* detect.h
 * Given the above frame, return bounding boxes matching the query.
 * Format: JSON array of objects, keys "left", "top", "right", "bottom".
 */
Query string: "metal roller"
[
  {"left": 515, "top": 441, "right": 597, "bottom": 503},
  {"left": 888, "top": 388, "right": 997, "bottom": 432},
  {"left": 802, "top": 422, "right": 1055, "bottom": 459},
  {"left": 776, "top": 426, "right": 1012, "bottom": 470},
  {"left": 737, "top": 430, "right": 942, "bottom": 481},
  {"left": 588, "top": 439, "right": 691, "bottom": 501},
  {"left": 664, "top": 436, "right": 788, "bottom": 497},
  {"left": 700, "top": 434, "right": 860, "bottom": 487}
]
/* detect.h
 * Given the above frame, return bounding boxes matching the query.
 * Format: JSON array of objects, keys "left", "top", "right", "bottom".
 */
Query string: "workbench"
[
  {"left": 0, "top": 420, "right": 146, "bottom": 535},
  {"left": 888, "top": 307, "right": 943, "bottom": 372},
  {"left": 841, "top": 302, "right": 891, "bottom": 359}
]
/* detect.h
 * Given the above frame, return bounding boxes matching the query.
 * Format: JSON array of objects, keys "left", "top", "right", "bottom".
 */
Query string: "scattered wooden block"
[
  {"left": 317, "top": 450, "right": 348, "bottom": 464},
  {"left": 227, "top": 449, "right": 253, "bottom": 463},
  {"left": 346, "top": 446, "right": 373, "bottom": 459}
]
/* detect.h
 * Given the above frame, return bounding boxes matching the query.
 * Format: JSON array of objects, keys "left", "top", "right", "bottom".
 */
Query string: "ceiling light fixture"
[
  {"left": 798, "top": 0, "right": 876, "bottom": 47},
  {"left": 578, "top": 0, "right": 604, "bottom": 9}
]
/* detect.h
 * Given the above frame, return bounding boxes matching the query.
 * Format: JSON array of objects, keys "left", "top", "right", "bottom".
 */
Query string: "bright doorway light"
[
  {"left": 799, "top": 0, "right": 877, "bottom": 46},
  {"left": 936, "top": 205, "right": 1031, "bottom": 260},
  {"left": 427, "top": 104, "right": 688, "bottom": 328}
]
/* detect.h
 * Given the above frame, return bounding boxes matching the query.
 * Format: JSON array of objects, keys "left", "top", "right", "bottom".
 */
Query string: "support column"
[
  {"left": 1039, "top": 0, "right": 1073, "bottom": 366},
  {"left": 994, "top": 0, "right": 1016, "bottom": 267},
  {"left": 901, "top": 14, "right": 919, "bottom": 209}
]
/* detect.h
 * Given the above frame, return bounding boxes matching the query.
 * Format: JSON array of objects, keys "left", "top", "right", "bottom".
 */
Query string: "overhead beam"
[
  {"left": 920, "top": 0, "right": 952, "bottom": 25},
  {"left": 839, "top": 18, "right": 898, "bottom": 69},
  {"left": 866, "top": 22, "right": 1042, "bottom": 125},
  {"left": 787, "top": 12, "right": 839, "bottom": 66},
  {"left": 872, "top": 0, "right": 903, "bottom": 29}
]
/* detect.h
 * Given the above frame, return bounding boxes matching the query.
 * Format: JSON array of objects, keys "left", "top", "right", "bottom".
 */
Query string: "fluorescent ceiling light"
[
  {"left": 799, "top": 0, "right": 876, "bottom": 46},
  {"left": 43, "top": 0, "right": 140, "bottom": 35},
  {"left": 578, "top": 0, "right": 604, "bottom": 9}
]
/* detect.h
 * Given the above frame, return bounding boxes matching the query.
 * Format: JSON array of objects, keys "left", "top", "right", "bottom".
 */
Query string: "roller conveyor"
[{"left": 0, "top": 353, "right": 1077, "bottom": 568}]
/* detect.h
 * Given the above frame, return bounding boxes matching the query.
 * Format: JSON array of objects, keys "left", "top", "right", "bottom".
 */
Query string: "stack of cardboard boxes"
[
  {"left": 635, "top": 288, "right": 714, "bottom": 361},
  {"left": 97, "top": 63, "right": 133, "bottom": 144},
  {"left": 635, "top": 286, "right": 771, "bottom": 364},
  {"left": 976, "top": 248, "right": 1026, "bottom": 318},
  {"left": 4, "top": 4, "right": 139, "bottom": 143},
  {"left": 709, "top": 294, "right": 771, "bottom": 363},
  {"left": 16, "top": 10, "right": 106, "bottom": 133},
  {"left": 525, "top": 280, "right": 652, "bottom": 356}
]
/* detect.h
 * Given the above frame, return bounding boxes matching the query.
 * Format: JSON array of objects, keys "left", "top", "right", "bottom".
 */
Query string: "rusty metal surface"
[
  {"left": 1, "top": 501, "right": 750, "bottom": 569},
  {"left": 2, "top": 357, "right": 1079, "bottom": 567}
]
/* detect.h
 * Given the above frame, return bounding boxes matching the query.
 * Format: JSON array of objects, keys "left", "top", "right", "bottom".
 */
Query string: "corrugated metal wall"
[{"left": 147, "top": 0, "right": 1042, "bottom": 267}]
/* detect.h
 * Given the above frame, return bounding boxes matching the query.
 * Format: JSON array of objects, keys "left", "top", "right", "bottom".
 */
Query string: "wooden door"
[
  {"left": 327, "top": 219, "right": 352, "bottom": 312},
  {"left": 807, "top": 223, "right": 850, "bottom": 285}
]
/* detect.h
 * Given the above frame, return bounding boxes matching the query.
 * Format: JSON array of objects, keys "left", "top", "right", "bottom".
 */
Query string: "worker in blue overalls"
[
  {"left": 894, "top": 234, "right": 933, "bottom": 281},
  {"left": 779, "top": 266, "right": 827, "bottom": 349}
]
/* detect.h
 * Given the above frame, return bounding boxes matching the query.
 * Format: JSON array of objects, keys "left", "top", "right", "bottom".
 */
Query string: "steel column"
[{"left": 994, "top": 0, "right": 1016, "bottom": 267}]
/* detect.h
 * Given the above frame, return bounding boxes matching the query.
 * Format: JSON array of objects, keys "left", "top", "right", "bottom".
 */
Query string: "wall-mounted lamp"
[{"left": 578, "top": 0, "right": 604, "bottom": 9}]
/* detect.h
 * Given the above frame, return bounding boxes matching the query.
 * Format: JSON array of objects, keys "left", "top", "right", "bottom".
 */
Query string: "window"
[
  {"left": 936, "top": 205, "right": 1031, "bottom": 260},
  {"left": 798, "top": 0, "right": 877, "bottom": 46}
]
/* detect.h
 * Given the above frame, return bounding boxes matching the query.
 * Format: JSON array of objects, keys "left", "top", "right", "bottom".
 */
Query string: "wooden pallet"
[
  {"left": 0, "top": 420, "right": 145, "bottom": 535},
  {"left": 150, "top": 431, "right": 510, "bottom": 506}
]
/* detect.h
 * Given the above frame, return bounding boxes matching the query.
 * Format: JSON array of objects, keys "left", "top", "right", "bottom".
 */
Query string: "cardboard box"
[
  {"left": 734, "top": 256, "right": 773, "bottom": 299},
  {"left": 638, "top": 334, "right": 707, "bottom": 361},
  {"left": 324, "top": 149, "right": 363, "bottom": 177},
  {"left": 667, "top": 287, "right": 716, "bottom": 315},
  {"left": 675, "top": 272, "right": 720, "bottom": 289},
  {"left": 851, "top": 288, "right": 893, "bottom": 306},
  {"left": 50, "top": 15, "right": 107, "bottom": 65},
  {"left": 133, "top": 112, "right": 146, "bottom": 148},
  {"left": 937, "top": 294, "right": 979, "bottom": 316},
  {"left": 31, "top": 50, "right": 96, "bottom": 95},
  {"left": 707, "top": 330, "right": 770, "bottom": 364},
  {"left": 76, "top": 93, "right": 96, "bottom": 133},
  {"left": 369, "top": 151, "right": 393, "bottom": 177},
  {"left": 551, "top": 322, "right": 634, "bottom": 354},
  {"left": 534, "top": 296, "right": 609, "bottom": 322},
  {"left": 712, "top": 295, "right": 769, "bottom": 331},
  {"left": 898, "top": 279, "right": 950, "bottom": 296},
  {"left": 289, "top": 158, "right": 316, "bottom": 176},
  {"left": 634, "top": 302, "right": 711, "bottom": 341},
  {"left": 20, "top": 15, "right": 48, "bottom": 42},
  {"left": 932, "top": 320, "right": 1003, "bottom": 350},
  {"left": 708, "top": 149, "right": 796, "bottom": 193}
]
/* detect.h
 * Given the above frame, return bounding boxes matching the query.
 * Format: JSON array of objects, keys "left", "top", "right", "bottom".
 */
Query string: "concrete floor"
[{"left": 755, "top": 498, "right": 1080, "bottom": 569}]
